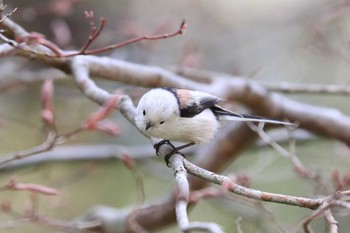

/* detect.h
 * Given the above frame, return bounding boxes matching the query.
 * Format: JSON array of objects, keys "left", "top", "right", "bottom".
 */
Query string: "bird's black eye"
[
  {"left": 159, "top": 121, "right": 165, "bottom": 125},
  {"left": 143, "top": 110, "right": 146, "bottom": 116}
]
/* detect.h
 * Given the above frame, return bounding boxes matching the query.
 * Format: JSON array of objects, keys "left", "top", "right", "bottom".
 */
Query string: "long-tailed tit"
[{"left": 135, "top": 87, "right": 294, "bottom": 164}]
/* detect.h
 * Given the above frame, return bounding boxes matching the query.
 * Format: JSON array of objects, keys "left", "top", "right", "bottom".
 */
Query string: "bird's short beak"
[{"left": 145, "top": 122, "right": 153, "bottom": 130}]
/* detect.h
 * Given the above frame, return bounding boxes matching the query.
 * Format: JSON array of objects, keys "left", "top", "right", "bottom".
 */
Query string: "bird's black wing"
[
  {"left": 161, "top": 87, "right": 222, "bottom": 118},
  {"left": 180, "top": 95, "right": 220, "bottom": 118}
]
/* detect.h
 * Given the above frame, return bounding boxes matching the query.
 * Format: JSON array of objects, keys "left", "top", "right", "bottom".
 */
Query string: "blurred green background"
[{"left": 1, "top": 0, "right": 350, "bottom": 232}]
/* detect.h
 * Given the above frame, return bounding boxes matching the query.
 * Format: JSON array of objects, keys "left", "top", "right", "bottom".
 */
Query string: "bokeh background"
[{"left": 1, "top": 0, "right": 350, "bottom": 232}]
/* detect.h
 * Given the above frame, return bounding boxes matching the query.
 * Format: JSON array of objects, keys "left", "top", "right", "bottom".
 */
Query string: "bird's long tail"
[{"left": 213, "top": 105, "right": 295, "bottom": 126}]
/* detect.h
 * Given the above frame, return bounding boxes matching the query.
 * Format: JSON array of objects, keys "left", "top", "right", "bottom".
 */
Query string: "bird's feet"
[
  {"left": 163, "top": 149, "right": 186, "bottom": 167},
  {"left": 153, "top": 140, "right": 187, "bottom": 167},
  {"left": 154, "top": 141, "right": 195, "bottom": 167},
  {"left": 154, "top": 140, "right": 173, "bottom": 156}
]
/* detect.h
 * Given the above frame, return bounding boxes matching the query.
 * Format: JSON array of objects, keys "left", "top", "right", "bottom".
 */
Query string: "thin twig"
[
  {"left": 0, "top": 31, "right": 20, "bottom": 48},
  {"left": 0, "top": 132, "right": 57, "bottom": 168},
  {"left": 235, "top": 217, "right": 244, "bottom": 233},
  {"left": 79, "top": 11, "right": 107, "bottom": 54},
  {"left": 0, "top": 219, "right": 31, "bottom": 229},
  {"left": 302, "top": 202, "right": 331, "bottom": 233},
  {"left": 323, "top": 209, "right": 338, "bottom": 233},
  {"left": 121, "top": 154, "right": 146, "bottom": 205},
  {"left": 63, "top": 19, "right": 186, "bottom": 57},
  {"left": 247, "top": 122, "right": 316, "bottom": 179},
  {"left": 0, "top": 6, "right": 17, "bottom": 22},
  {"left": 191, "top": 186, "right": 287, "bottom": 233},
  {"left": 0, "top": 15, "right": 186, "bottom": 59},
  {"left": 264, "top": 82, "right": 350, "bottom": 95}
]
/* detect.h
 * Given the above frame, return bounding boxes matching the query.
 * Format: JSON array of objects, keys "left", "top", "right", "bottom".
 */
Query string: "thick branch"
[
  {"left": 69, "top": 56, "right": 350, "bottom": 146},
  {"left": 0, "top": 144, "right": 154, "bottom": 170}
]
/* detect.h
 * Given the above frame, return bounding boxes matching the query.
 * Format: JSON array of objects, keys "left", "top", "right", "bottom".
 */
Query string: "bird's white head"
[{"left": 135, "top": 88, "right": 180, "bottom": 138}]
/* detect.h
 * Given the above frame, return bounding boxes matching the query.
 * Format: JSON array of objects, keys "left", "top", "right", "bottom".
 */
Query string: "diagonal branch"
[
  {"left": 184, "top": 159, "right": 322, "bottom": 210},
  {"left": 78, "top": 11, "right": 107, "bottom": 55}
]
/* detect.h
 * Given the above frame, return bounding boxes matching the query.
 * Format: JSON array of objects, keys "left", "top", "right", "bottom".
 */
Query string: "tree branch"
[
  {"left": 0, "top": 144, "right": 155, "bottom": 170},
  {"left": 263, "top": 82, "right": 350, "bottom": 95},
  {"left": 184, "top": 160, "right": 322, "bottom": 209}
]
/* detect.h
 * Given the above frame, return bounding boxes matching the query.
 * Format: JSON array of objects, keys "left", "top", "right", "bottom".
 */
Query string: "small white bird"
[{"left": 135, "top": 87, "right": 294, "bottom": 163}]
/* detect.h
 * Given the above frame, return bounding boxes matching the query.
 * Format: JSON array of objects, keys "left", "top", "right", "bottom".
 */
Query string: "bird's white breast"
[{"left": 158, "top": 109, "right": 220, "bottom": 144}]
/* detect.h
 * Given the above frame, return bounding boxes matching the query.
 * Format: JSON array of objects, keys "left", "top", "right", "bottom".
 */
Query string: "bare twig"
[
  {"left": 302, "top": 202, "right": 331, "bottom": 233},
  {"left": 190, "top": 185, "right": 287, "bottom": 233},
  {"left": 121, "top": 154, "right": 145, "bottom": 205},
  {"left": 264, "top": 82, "right": 350, "bottom": 95},
  {"left": 222, "top": 194, "right": 287, "bottom": 233},
  {"left": 0, "top": 14, "right": 186, "bottom": 59},
  {"left": 292, "top": 190, "right": 350, "bottom": 233},
  {"left": 324, "top": 209, "right": 338, "bottom": 233},
  {"left": 235, "top": 217, "right": 244, "bottom": 233},
  {"left": 0, "top": 219, "right": 31, "bottom": 229},
  {"left": 0, "top": 31, "right": 20, "bottom": 48},
  {"left": 62, "top": 18, "right": 185, "bottom": 57},
  {"left": 252, "top": 201, "right": 286, "bottom": 233},
  {"left": 0, "top": 215, "right": 101, "bottom": 231},
  {"left": 0, "top": 177, "right": 100, "bottom": 231},
  {"left": 15, "top": 32, "right": 63, "bottom": 56},
  {"left": 79, "top": 11, "right": 107, "bottom": 55},
  {"left": 0, "top": 178, "right": 59, "bottom": 196},
  {"left": 0, "top": 132, "right": 57, "bottom": 168},
  {"left": 68, "top": 19, "right": 186, "bottom": 57},
  {"left": 247, "top": 122, "right": 316, "bottom": 179},
  {"left": 41, "top": 79, "right": 56, "bottom": 132},
  {"left": 0, "top": 5, "right": 17, "bottom": 23}
]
